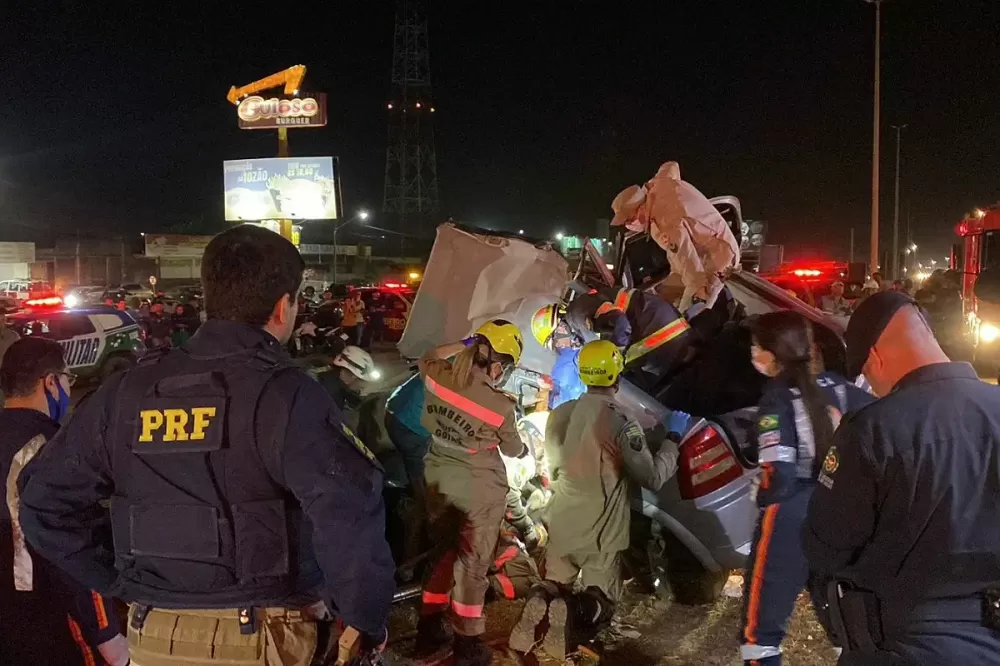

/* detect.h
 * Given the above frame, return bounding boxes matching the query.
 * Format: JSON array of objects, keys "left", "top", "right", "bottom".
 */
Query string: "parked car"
[
  {"left": 0, "top": 279, "right": 56, "bottom": 304},
  {"left": 381, "top": 220, "right": 854, "bottom": 604},
  {"left": 8, "top": 305, "right": 145, "bottom": 381},
  {"left": 63, "top": 285, "right": 108, "bottom": 308}
]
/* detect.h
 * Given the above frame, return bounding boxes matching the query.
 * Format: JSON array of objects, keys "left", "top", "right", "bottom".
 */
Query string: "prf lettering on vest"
[{"left": 139, "top": 407, "right": 217, "bottom": 443}]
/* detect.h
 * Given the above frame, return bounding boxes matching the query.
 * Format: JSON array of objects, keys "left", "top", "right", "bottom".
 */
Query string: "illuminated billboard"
[
  {"left": 223, "top": 157, "right": 340, "bottom": 221},
  {"left": 236, "top": 93, "right": 327, "bottom": 130}
]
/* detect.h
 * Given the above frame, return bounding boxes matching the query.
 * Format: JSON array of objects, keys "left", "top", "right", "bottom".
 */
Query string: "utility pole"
[
  {"left": 891, "top": 124, "right": 907, "bottom": 279},
  {"left": 864, "top": 0, "right": 884, "bottom": 274},
  {"left": 850, "top": 228, "right": 855, "bottom": 263}
]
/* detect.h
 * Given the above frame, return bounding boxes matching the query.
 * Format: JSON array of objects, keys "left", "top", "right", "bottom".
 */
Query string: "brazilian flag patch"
[{"left": 758, "top": 414, "right": 780, "bottom": 431}]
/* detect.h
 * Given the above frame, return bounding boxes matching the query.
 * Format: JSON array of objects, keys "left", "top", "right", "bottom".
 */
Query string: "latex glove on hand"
[{"left": 664, "top": 410, "right": 692, "bottom": 442}]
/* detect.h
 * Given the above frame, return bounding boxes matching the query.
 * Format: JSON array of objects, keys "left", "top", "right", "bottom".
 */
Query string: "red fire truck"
[{"left": 954, "top": 205, "right": 1000, "bottom": 366}]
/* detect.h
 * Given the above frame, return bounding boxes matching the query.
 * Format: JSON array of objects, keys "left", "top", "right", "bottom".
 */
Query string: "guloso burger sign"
[{"left": 236, "top": 93, "right": 327, "bottom": 129}]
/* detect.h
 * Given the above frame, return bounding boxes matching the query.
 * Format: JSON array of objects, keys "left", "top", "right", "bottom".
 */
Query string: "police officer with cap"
[
  {"left": 804, "top": 290, "right": 1000, "bottom": 664},
  {"left": 18, "top": 225, "right": 395, "bottom": 666}
]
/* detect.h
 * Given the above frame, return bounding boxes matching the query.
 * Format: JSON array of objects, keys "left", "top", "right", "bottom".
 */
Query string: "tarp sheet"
[{"left": 398, "top": 224, "right": 569, "bottom": 376}]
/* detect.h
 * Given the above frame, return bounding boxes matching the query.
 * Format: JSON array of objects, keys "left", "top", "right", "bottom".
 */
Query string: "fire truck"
[{"left": 954, "top": 205, "right": 1000, "bottom": 368}]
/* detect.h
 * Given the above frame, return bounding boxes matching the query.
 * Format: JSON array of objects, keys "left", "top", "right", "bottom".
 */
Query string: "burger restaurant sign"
[{"left": 236, "top": 93, "right": 327, "bottom": 130}]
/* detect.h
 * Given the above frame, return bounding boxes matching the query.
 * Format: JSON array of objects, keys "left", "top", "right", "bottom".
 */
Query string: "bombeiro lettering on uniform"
[{"left": 139, "top": 407, "right": 217, "bottom": 442}]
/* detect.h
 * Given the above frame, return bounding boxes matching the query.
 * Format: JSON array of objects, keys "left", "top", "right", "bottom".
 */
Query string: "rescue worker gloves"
[
  {"left": 664, "top": 410, "right": 693, "bottom": 442},
  {"left": 578, "top": 340, "right": 624, "bottom": 387},
  {"left": 530, "top": 304, "right": 560, "bottom": 346},
  {"left": 475, "top": 319, "right": 524, "bottom": 365}
]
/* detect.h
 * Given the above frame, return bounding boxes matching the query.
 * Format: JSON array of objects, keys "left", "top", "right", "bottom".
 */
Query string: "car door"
[{"left": 49, "top": 313, "right": 104, "bottom": 372}]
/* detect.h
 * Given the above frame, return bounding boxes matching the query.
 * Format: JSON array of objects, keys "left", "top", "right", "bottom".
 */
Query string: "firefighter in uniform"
[
  {"left": 563, "top": 287, "right": 695, "bottom": 389},
  {"left": 806, "top": 292, "right": 1000, "bottom": 664},
  {"left": 739, "top": 311, "right": 873, "bottom": 666},
  {"left": 509, "top": 340, "right": 682, "bottom": 659},
  {"left": 415, "top": 319, "right": 527, "bottom": 666},
  {"left": 18, "top": 226, "right": 395, "bottom": 666}
]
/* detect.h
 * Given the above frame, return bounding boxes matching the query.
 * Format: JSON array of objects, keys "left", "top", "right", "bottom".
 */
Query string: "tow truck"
[
  {"left": 954, "top": 205, "right": 1000, "bottom": 373},
  {"left": 390, "top": 219, "right": 853, "bottom": 604}
]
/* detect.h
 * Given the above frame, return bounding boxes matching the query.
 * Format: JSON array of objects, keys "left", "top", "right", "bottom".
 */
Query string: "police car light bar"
[{"left": 25, "top": 296, "right": 63, "bottom": 307}]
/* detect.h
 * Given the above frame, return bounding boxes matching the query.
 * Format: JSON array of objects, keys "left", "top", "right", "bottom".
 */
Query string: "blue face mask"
[{"left": 46, "top": 378, "right": 71, "bottom": 423}]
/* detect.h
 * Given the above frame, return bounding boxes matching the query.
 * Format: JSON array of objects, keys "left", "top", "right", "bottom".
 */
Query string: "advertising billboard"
[
  {"left": 224, "top": 157, "right": 340, "bottom": 221},
  {"left": 144, "top": 234, "right": 213, "bottom": 258},
  {"left": 236, "top": 93, "right": 327, "bottom": 130}
]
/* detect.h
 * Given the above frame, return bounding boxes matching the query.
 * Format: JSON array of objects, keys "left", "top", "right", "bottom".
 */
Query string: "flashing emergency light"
[
  {"left": 792, "top": 269, "right": 822, "bottom": 277},
  {"left": 25, "top": 297, "right": 63, "bottom": 308}
]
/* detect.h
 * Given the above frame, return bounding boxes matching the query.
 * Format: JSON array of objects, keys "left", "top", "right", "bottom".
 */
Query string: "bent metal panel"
[{"left": 223, "top": 157, "right": 340, "bottom": 222}]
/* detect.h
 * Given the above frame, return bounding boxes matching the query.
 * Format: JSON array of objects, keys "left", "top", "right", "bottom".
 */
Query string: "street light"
[
  {"left": 518, "top": 229, "right": 524, "bottom": 235},
  {"left": 333, "top": 210, "right": 371, "bottom": 286},
  {"left": 891, "top": 124, "right": 907, "bottom": 279},
  {"left": 555, "top": 231, "right": 564, "bottom": 240}
]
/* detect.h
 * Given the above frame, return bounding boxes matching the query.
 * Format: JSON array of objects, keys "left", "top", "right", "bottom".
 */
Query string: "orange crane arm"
[{"left": 227, "top": 65, "right": 307, "bottom": 105}]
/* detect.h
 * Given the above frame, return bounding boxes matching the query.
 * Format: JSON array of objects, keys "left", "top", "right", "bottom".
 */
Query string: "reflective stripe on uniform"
[
  {"left": 834, "top": 384, "right": 847, "bottom": 414},
  {"left": 494, "top": 573, "right": 516, "bottom": 599},
  {"left": 740, "top": 644, "right": 782, "bottom": 660},
  {"left": 758, "top": 445, "right": 797, "bottom": 464},
  {"left": 494, "top": 545, "right": 520, "bottom": 569},
  {"left": 451, "top": 599, "right": 484, "bottom": 618},
  {"left": 791, "top": 397, "right": 815, "bottom": 478},
  {"left": 595, "top": 302, "right": 619, "bottom": 317},
  {"left": 422, "top": 590, "right": 450, "bottom": 605},
  {"left": 67, "top": 616, "right": 96, "bottom": 666},
  {"left": 613, "top": 288, "right": 634, "bottom": 312},
  {"left": 92, "top": 590, "right": 109, "bottom": 630},
  {"left": 625, "top": 317, "right": 690, "bottom": 365},
  {"left": 424, "top": 376, "right": 505, "bottom": 428},
  {"left": 743, "top": 504, "right": 779, "bottom": 649}
]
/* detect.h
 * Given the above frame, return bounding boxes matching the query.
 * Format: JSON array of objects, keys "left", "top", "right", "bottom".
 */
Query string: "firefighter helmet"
[
  {"left": 530, "top": 304, "right": 560, "bottom": 346},
  {"left": 578, "top": 339, "right": 624, "bottom": 387},
  {"left": 475, "top": 319, "right": 524, "bottom": 365}
]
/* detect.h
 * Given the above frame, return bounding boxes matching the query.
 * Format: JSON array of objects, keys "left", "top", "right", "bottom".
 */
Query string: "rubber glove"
[{"left": 664, "top": 410, "right": 692, "bottom": 441}]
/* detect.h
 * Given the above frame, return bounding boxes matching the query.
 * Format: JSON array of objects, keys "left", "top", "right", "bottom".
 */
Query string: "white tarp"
[{"left": 398, "top": 224, "right": 569, "bottom": 375}]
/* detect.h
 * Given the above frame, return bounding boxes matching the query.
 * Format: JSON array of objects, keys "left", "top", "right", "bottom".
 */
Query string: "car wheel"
[
  {"left": 101, "top": 354, "right": 135, "bottom": 381},
  {"left": 644, "top": 520, "right": 729, "bottom": 605}
]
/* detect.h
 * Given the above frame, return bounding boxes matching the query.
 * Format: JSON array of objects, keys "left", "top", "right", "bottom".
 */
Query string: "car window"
[
  {"left": 48, "top": 314, "right": 97, "bottom": 339},
  {"left": 621, "top": 234, "right": 672, "bottom": 288},
  {"left": 92, "top": 313, "right": 126, "bottom": 331}
]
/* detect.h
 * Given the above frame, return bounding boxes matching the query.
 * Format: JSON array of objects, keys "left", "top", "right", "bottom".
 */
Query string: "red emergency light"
[
  {"left": 383, "top": 282, "right": 403, "bottom": 289},
  {"left": 24, "top": 296, "right": 63, "bottom": 308}
]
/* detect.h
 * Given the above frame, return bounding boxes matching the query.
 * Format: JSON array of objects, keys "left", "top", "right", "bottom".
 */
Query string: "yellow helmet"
[
  {"left": 530, "top": 304, "right": 560, "bottom": 346},
  {"left": 475, "top": 319, "right": 524, "bottom": 365},
  {"left": 578, "top": 339, "right": 624, "bottom": 387}
]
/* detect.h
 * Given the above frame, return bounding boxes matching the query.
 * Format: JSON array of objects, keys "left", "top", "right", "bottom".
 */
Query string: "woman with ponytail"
[
  {"left": 739, "top": 311, "right": 873, "bottom": 666},
  {"left": 414, "top": 319, "right": 527, "bottom": 666}
]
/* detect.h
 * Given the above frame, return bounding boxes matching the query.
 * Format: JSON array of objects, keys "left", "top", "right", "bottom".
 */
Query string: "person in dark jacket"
[
  {"left": 739, "top": 311, "right": 873, "bottom": 666},
  {"left": 1, "top": 337, "right": 127, "bottom": 665},
  {"left": 18, "top": 226, "right": 395, "bottom": 666},
  {"left": 805, "top": 291, "right": 1000, "bottom": 665}
]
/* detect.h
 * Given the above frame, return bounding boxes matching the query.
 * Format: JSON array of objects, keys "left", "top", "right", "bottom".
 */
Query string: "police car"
[{"left": 8, "top": 303, "right": 145, "bottom": 381}]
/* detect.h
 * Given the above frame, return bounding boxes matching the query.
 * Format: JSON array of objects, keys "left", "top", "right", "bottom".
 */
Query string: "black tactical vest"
[{"left": 108, "top": 342, "right": 313, "bottom": 608}]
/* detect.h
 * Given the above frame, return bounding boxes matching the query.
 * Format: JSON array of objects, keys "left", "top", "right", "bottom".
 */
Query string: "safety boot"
[
  {"left": 454, "top": 634, "right": 494, "bottom": 666},
  {"left": 414, "top": 613, "right": 452, "bottom": 656},
  {"left": 540, "top": 597, "right": 568, "bottom": 660},
  {"left": 508, "top": 594, "right": 548, "bottom": 653}
]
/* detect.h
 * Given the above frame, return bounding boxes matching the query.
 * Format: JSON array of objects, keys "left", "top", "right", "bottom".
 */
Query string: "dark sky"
[{"left": 3, "top": 1, "right": 998, "bottom": 262}]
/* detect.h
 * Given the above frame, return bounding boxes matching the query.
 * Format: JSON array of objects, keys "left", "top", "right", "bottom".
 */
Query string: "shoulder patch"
[
  {"left": 758, "top": 414, "right": 780, "bottom": 431},
  {"left": 759, "top": 430, "right": 781, "bottom": 447},
  {"left": 822, "top": 446, "right": 839, "bottom": 475},
  {"left": 623, "top": 421, "right": 645, "bottom": 451}
]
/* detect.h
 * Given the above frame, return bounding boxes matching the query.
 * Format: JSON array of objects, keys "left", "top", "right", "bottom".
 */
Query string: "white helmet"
[{"left": 333, "top": 346, "right": 378, "bottom": 381}]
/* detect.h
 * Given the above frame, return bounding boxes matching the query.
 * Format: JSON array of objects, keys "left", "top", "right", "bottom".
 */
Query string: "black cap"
[{"left": 844, "top": 290, "right": 921, "bottom": 378}]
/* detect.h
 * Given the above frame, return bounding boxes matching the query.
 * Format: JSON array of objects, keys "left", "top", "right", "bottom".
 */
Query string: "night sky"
[{"left": 3, "top": 1, "right": 998, "bottom": 262}]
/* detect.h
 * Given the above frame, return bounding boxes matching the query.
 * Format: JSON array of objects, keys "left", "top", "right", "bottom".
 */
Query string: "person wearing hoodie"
[{"left": 610, "top": 161, "right": 740, "bottom": 311}]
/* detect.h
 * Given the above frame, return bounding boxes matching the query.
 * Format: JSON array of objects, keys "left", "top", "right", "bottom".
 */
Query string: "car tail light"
[{"left": 677, "top": 424, "right": 743, "bottom": 499}]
